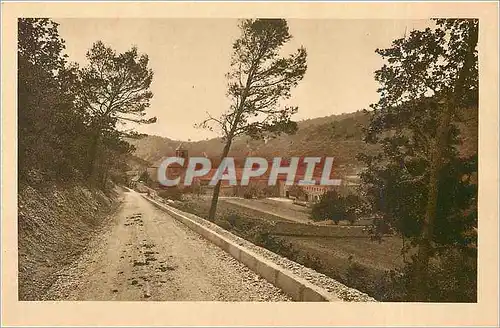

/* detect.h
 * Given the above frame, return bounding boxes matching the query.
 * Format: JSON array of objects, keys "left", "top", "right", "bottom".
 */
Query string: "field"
[
  {"left": 222, "top": 197, "right": 375, "bottom": 226},
  {"left": 169, "top": 195, "right": 406, "bottom": 301}
]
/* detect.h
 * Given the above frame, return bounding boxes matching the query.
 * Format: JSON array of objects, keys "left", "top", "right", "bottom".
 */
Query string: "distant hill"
[
  {"left": 126, "top": 154, "right": 151, "bottom": 170},
  {"left": 126, "top": 110, "right": 376, "bottom": 175},
  {"left": 126, "top": 107, "right": 477, "bottom": 175}
]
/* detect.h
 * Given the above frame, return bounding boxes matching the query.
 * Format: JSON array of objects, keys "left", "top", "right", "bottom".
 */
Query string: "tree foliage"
[
  {"left": 311, "top": 190, "right": 362, "bottom": 225},
  {"left": 18, "top": 18, "right": 154, "bottom": 189},
  {"left": 359, "top": 19, "right": 478, "bottom": 301},
  {"left": 77, "top": 41, "right": 156, "bottom": 179},
  {"left": 19, "top": 18, "right": 85, "bottom": 182},
  {"left": 197, "top": 19, "right": 307, "bottom": 220},
  {"left": 78, "top": 41, "right": 155, "bottom": 127}
]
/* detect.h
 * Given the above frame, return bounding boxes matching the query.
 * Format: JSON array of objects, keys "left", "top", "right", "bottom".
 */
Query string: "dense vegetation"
[
  {"left": 18, "top": 18, "right": 153, "bottom": 189},
  {"left": 311, "top": 190, "right": 363, "bottom": 225},
  {"left": 358, "top": 19, "right": 478, "bottom": 302}
]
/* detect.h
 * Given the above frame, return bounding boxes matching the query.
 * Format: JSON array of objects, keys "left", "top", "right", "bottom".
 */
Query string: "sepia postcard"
[{"left": 1, "top": 1, "right": 498, "bottom": 327}]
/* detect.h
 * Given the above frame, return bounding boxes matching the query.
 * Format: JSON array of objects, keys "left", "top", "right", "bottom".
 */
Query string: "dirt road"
[{"left": 42, "top": 189, "right": 290, "bottom": 301}]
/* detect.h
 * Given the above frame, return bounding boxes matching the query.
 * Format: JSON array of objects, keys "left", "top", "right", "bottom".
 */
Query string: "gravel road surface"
[{"left": 42, "top": 190, "right": 290, "bottom": 301}]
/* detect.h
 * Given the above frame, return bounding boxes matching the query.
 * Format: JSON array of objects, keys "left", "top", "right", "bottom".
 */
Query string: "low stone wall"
[{"left": 269, "top": 221, "right": 368, "bottom": 238}]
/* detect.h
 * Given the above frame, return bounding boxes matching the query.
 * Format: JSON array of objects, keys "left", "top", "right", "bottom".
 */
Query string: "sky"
[{"left": 56, "top": 18, "right": 434, "bottom": 141}]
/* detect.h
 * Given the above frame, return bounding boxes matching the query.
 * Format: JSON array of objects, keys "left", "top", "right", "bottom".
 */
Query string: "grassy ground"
[
  {"left": 170, "top": 195, "right": 406, "bottom": 301},
  {"left": 223, "top": 197, "right": 374, "bottom": 226}
]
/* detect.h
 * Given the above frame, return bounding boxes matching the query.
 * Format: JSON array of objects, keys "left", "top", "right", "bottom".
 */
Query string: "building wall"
[
  {"left": 283, "top": 184, "right": 334, "bottom": 202},
  {"left": 146, "top": 161, "right": 360, "bottom": 200}
]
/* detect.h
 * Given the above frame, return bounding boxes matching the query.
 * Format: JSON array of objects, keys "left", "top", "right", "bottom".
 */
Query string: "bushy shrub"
[
  {"left": 299, "top": 254, "right": 324, "bottom": 272},
  {"left": 311, "top": 190, "right": 362, "bottom": 224},
  {"left": 226, "top": 213, "right": 239, "bottom": 227},
  {"left": 158, "top": 187, "right": 182, "bottom": 201},
  {"left": 288, "top": 185, "right": 307, "bottom": 199},
  {"left": 381, "top": 247, "right": 477, "bottom": 302},
  {"left": 243, "top": 191, "right": 254, "bottom": 199},
  {"left": 249, "top": 227, "right": 299, "bottom": 259},
  {"left": 138, "top": 171, "right": 150, "bottom": 184},
  {"left": 215, "top": 218, "right": 232, "bottom": 231}
]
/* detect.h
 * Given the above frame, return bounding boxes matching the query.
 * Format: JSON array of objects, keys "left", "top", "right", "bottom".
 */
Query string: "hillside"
[
  {"left": 18, "top": 183, "right": 121, "bottom": 300},
  {"left": 127, "top": 108, "right": 477, "bottom": 176},
  {"left": 125, "top": 153, "right": 152, "bottom": 172},
  {"left": 127, "top": 111, "right": 376, "bottom": 174}
]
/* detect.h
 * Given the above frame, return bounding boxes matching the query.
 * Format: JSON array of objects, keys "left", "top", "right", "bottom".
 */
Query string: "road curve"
[{"left": 43, "top": 189, "right": 290, "bottom": 301}]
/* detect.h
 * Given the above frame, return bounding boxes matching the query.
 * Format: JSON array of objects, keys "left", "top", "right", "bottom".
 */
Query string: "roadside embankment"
[{"left": 17, "top": 183, "right": 122, "bottom": 300}]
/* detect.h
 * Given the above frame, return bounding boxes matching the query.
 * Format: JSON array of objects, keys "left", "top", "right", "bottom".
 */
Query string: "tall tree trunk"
[
  {"left": 208, "top": 138, "right": 233, "bottom": 221},
  {"left": 413, "top": 19, "right": 477, "bottom": 301},
  {"left": 207, "top": 55, "right": 259, "bottom": 221},
  {"left": 414, "top": 99, "right": 452, "bottom": 301},
  {"left": 86, "top": 131, "right": 100, "bottom": 180},
  {"left": 86, "top": 119, "right": 105, "bottom": 183}
]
